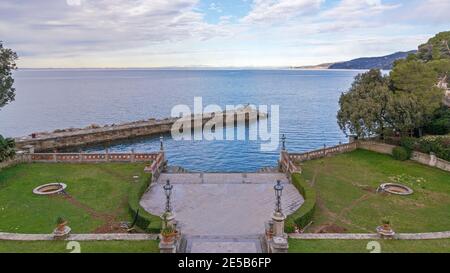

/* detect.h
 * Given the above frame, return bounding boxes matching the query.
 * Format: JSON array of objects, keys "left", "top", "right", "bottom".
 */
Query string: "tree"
[
  {"left": 0, "top": 135, "right": 15, "bottom": 162},
  {"left": 0, "top": 42, "right": 18, "bottom": 162},
  {"left": 0, "top": 41, "right": 18, "bottom": 110},
  {"left": 390, "top": 60, "right": 444, "bottom": 135},
  {"left": 337, "top": 69, "right": 391, "bottom": 138}
]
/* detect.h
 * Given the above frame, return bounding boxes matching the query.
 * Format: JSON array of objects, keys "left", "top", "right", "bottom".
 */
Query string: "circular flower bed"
[
  {"left": 379, "top": 183, "right": 413, "bottom": 196},
  {"left": 33, "top": 183, "right": 67, "bottom": 195}
]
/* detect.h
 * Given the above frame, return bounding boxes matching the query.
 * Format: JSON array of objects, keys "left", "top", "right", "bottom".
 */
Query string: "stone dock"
[{"left": 15, "top": 106, "right": 267, "bottom": 152}]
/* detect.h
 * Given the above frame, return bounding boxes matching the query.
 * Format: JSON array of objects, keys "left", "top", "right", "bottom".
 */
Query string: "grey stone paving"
[
  {"left": 140, "top": 173, "right": 304, "bottom": 236},
  {"left": 186, "top": 235, "right": 264, "bottom": 253}
]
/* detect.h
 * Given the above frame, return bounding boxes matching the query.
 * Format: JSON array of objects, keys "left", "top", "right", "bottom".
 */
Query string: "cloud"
[
  {"left": 402, "top": 0, "right": 450, "bottom": 24},
  {"left": 320, "top": 0, "right": 401, "bottom": 19},
  {"left": 241, "top": 0, "right": 324, "bottom": 23},
  {"left": 0, "top": 0, "right": 229, "bottom": 58}
]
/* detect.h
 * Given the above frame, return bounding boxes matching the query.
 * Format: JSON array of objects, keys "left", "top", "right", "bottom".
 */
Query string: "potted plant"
[
  {"left": 381, "top": 217, "right": 391, "bottom": 231},
  {"left": 161, "top": 225, "right": 177, "bottom": 243},
  {"left": 377, "top": 217, "right": 395, "bottom": 238},
  {"left": 56, "top": 217, "right": 68, "bottom": 232}
]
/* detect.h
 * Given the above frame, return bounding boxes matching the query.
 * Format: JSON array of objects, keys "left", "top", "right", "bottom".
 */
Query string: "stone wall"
[
  {"left": 15, "top": 106, "right": 266, "bottom": 152},
  {"left": 288, "top": 142, "right": 357, "bottom": 163},
  {"left": 357, "top": 141, "right": 395, "bottom": 155},
  {"left": 284, "top": 140, "right": 450, "bottom": 173}
]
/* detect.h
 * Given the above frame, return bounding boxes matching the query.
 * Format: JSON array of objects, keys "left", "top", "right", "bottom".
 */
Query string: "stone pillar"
[
  {"left": 105, "top": 148, "right": 110, "bottom": 162},
  {"left": 159, "top": 240, "right": 177, "bottom": 253},
  {"left": 272, "top": 212, "right": 285, "bottom": 237},
  {"left": 266, "top": 211, "right": 289, "bottom": 253},
  {"left": 429, "top": 152, "right": 437, "bottom": 167},
  {"left": 131, "top": 149, "right": 135, "bottom": 163}
]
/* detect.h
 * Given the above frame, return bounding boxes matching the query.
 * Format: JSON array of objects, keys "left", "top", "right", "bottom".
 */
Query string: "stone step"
[{"left": 183, "top": 235, "right": 266, "bottom": 253}]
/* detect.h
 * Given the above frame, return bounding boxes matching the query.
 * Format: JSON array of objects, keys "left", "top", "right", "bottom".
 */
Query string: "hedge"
[
  {"left": 285, "top": 173, "right": 317, "bottom": 233},
  {"left": 400, "top": 136, "right": 450, "bottom": 162},
  {"left": 392, "top": 146, "right": 410, "bottom": 161},
  {"left": 128, "top": 174, "right": 162, "bottom": 233}
]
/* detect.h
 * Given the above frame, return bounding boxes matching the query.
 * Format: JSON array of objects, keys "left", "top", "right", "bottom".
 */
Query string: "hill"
[{"left": 329, "top": 51, "right": 417, "bottom": 70}]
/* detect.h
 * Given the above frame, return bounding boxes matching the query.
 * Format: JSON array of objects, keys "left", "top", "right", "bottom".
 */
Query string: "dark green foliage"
[
  {"left": 424, "top": 107, "right": 450, "bottom": 135},
  {"left": 337, "top": 31, "right": 450, "bottom": 138},
  {"left": 0, "top": 134, "right": 15, "bottom": 162},
  {"left": 337, "top": 69, "right": 391, "bottom": 137},
  {"left": 400, "top": 137, "right": 416, "bottom": 152},
  {"left": 0, "top": 42, "right": 18, "bottom": 110},
  {"left": 399, "top": 136, "right": 450, "bottom": 162},
  {"left": 285, "top": 173, "right": 316, "bottom": 232},
  {"left": 392, "top": 146, "right": 410, "bottom": 161},
  {"left": 417, "top": 31, "right": 450, "bottom": 61},
  {"left": 128, "top": 175, "right": 161, "bottom": 233}
]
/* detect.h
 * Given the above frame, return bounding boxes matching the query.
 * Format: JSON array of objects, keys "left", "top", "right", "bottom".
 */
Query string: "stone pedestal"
[
  {"left": 159, "top": 240, "right": 177, "bottom": 253},
  {"left": 53, "top": 226, "right": 71, "bottom": 240},
  {"left": 272, "top": 212, "right": 285, "bottom": 237},
  {"left": 269, "top": 236, "right": 289, "bottom": 253},
  {"left": 265, "top": 212, "right": 289, "bottom": 253}
]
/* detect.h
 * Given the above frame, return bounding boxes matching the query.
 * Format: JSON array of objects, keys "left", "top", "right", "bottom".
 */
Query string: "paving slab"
[{"left": 140, "top": 173, "right": 304, "bottom": 236}]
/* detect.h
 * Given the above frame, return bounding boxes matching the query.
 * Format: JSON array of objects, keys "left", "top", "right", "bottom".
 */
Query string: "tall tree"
[
  {"left": 390, "top": 60, "right": 444, "bottom": 135},
  {"left": 0, "top": 42, "right": 18, "bottom": 162},
  {"left": 337, "top": 69, "right": 391, "bottom": 138},
  {"left": 0, "top": 41, "right": 18, "bottom": 110}
]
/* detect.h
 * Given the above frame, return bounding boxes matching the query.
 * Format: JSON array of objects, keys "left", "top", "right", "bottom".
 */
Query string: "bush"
[
  {"left": 285, "top": 173, "right": 316, "bottom": 233},
  {"left": 0, "top": 135, "right": 15, "bottom": 162},
  {"left": 392, "top": 146, "right": 410, "bottom": 161},
  {"left": 424, "top": 107, "right": 450, "bottom": 135},
  {"left": 128, "top": 174, "right": 161, "bottom": 233},
  {"left": 399, "top": 137, "right": 416, "bottom": 152}
]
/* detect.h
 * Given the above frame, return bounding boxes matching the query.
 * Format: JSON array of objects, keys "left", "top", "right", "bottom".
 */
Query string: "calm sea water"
[{"left": 0, "top": 69, "right": 361, "bottom": 172}]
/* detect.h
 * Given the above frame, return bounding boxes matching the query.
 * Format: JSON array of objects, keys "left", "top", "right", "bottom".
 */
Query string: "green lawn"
[
  {"left": 298, "top": 149, "right": 450, "bottom": 233},
  {"left": 0, "top": 163, "right": 151, "bottom": 234},
  {"left": 289, "top": 239, "right": 450, "bottom": 253},
  {"left": 0, "top": 240, "right": 159, "bottom": 253}
]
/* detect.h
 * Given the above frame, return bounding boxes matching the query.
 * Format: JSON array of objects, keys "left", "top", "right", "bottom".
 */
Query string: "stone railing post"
[
  {"left": 429, "top": 152, "right": 437, "bottom": 167},
  {"left": 131, "top": 149, "right": 135, "bottom": 163},
  {"left": 105, "top": 148, "right": 110, "bottom": 162}
]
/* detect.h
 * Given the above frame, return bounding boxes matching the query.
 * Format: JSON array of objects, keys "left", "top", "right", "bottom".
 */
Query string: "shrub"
[
  {"left": 399, "top": 137, "right": 416, "bottom": 152},
  {"left": 424, "top": 107, "right": 450, "bottom": 135},
  {"left": 392, "top": 146, "right": 410, "bottom": 161},
  {"left": 128, "top": 174, "right": 161, "bottom": 233},
  {"left": 0, "top": 135, "right": 15, "bottom": 162},
  {"left": 285, "top": 173, "right": 316, "bottom": 233}
]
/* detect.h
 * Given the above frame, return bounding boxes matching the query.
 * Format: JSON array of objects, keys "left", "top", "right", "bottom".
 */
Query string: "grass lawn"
[
  {"left": 289, "top": 239, "right": 450, "bottom": 253},
  {"left": 0, "top": 240, "right": 159, "bottom": 253},
  {"left": 0, "top": 163, "right": 151, "bottom": 234},
  {"left": 297, "top": 149, "right": 450, "bottom": 233}
]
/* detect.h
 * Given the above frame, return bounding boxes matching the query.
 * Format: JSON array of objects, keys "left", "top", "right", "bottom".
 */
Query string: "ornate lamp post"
[
  {"left": 274, "top": 180, "right": 283, "bottom": 214},
  {"left": 160, "top": 135, "right": 164, "bottom": 151},
  {"left": 163, "top": 179, "right": 173, "bottom": 213},
  {"left": 281, "top": 134, "right": 286, "bottom": 151}
]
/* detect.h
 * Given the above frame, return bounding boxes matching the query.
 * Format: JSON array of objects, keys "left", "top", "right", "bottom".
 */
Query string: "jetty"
[{"left": 15, "top": 105, "right": 267, "bottom": 152}]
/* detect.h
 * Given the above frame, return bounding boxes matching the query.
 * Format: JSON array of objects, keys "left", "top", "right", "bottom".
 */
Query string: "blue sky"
[{"left": 0, "top": 0, "right": 449, "bottom": 68}]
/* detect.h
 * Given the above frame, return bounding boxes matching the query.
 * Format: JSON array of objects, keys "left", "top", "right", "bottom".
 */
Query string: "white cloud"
[
  {"left": 241, "top": 0, "right": 324, "bottom": 23},
  {"left": 321, "top": 0, "right": 401, "bottom": 19}
]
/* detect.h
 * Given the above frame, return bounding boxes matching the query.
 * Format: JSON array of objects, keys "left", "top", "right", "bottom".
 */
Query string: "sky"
[{"left": 0, "top": 0, "right": 449, "bottom": 68}]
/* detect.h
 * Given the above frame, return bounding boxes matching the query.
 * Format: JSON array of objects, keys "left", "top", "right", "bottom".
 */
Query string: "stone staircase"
[{"left": 180, "top": 235, "right": 266, "bottom": 253}]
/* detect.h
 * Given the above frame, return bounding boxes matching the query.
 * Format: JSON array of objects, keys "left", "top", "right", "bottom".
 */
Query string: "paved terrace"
[{"left": 140, "top": 173, "right": 304, "bottom": 236}]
